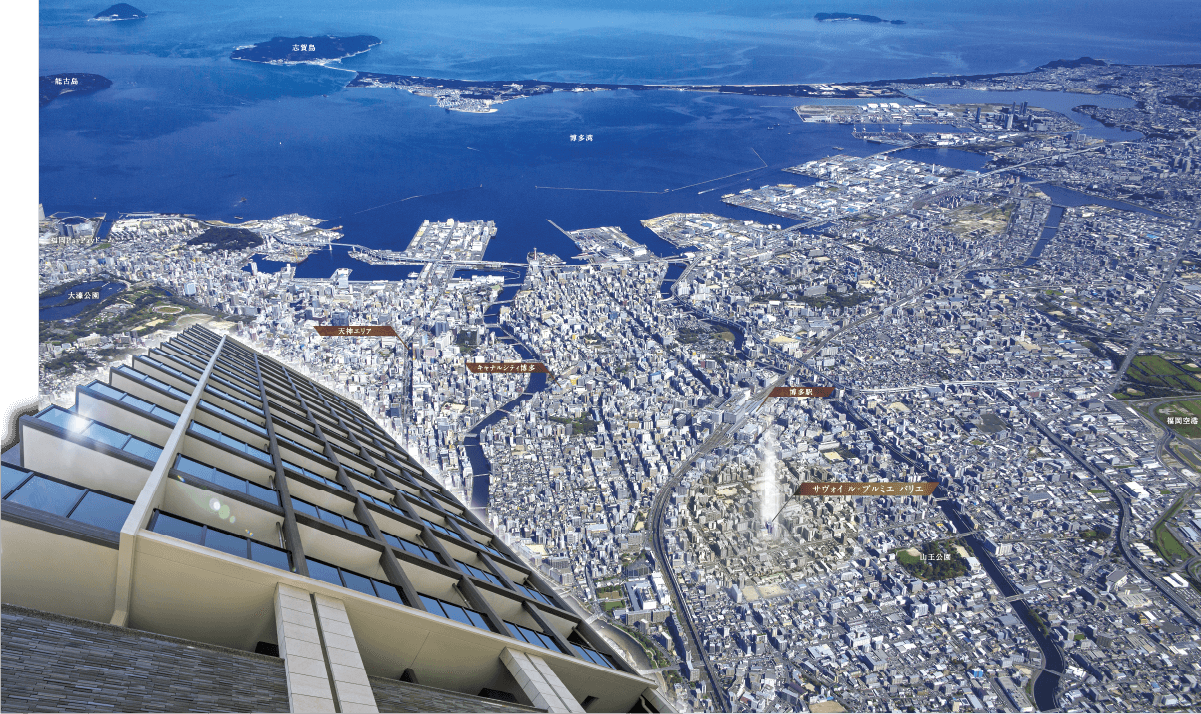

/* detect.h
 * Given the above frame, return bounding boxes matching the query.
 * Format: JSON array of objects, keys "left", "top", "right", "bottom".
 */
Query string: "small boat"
[
  {"left": 833, "top": 146, "right": 845, "bottom": 150},
  {"left": 234, "top": 216, "right": 243, "bottom": 220},
  {"left": 239, "top": 197, "right": 247, "bottom": 202}
]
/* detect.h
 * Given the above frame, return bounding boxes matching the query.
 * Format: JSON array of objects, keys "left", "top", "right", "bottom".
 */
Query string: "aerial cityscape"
[{"left": 16, "top": 1, "right": 1201, "bottom": 712}]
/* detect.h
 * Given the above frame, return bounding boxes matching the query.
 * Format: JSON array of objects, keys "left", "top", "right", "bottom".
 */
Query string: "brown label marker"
[
  {"left": 314, "top": 326, "right": 398, "bottom": 337},
  {"left": 794, "top": 481, "right": 938, "bottom": 497},
  {"left": 466, "top": 362, "right": 550, "bottom": 374},
  {"left": 769, "top": 386, "right": 835, "bottom": 398}
]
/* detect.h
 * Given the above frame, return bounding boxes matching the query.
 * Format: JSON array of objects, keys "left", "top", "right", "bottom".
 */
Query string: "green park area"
[
  {"left": 595, "top": 583, "right": 626, "bottom": 612},
  {"left": 40, "top": 282, "right": 214, "bottom": 346},
  {"left": 1150, "top": 495, "right": 1192, "bottom": 563},
  {"left": 549, "top": 415, "right": 599, "bottom": 435},
  {"left": 1153, "top": 399, "right": 1201, "bottom": 439},
  {"left": 894, "top": 540, "right": 970, "bottom": 581},
  {"left": 1123, "top": 354, "right": 1201, "bottom": 394}
]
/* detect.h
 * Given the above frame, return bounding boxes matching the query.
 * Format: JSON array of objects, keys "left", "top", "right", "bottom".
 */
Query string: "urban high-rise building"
[{"left": 2, "top": 325, "right": 672, "bottom": 713}]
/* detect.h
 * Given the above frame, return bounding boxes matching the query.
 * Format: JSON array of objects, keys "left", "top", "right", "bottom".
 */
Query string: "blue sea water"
[{"left": 39, "top": 0, "right": 1201, "bottom": 275}]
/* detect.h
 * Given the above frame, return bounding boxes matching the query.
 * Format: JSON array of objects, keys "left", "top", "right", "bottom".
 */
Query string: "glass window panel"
[
  {"left": 570, "top": 644, "right": 587, "bottom": 660},
  {"left": 88, "top": 382, "right": 125, "bottom": 399},
  {"left": 465, "top": 609, "right": 490, "bottom": 631},
  {"left": 1, "top": 465, "right": 32, "bottom": 498},
  {"left": 439, "top": 602, "right": 473, "bottom": 627},
  {"left": 175, "top": 456, "right": 214, "bottom": 480},
  {"left": 247, "top": 482, "right": 278, "bottom": 505},
  {"left": 123, "top": 438, "right": 163, "bottom": 462},
  {"left": 371, "top": 581, "right": 405, "bottom": 605},
  {"left": 339, "top": 571, "right": 376, "bottom": 596},
  {"left": 508, "top": 625, "right": 533, "bottom": 645},
  {"left": 205, "top": 529, "right": 248, "bottom": 559},
  {"left": 68, "top": 492, "right": 132, "bottom": 531},
  {"left": 7, "top": 476, "right": 85, "bottom": 516},
  {"left": 150, "top": 406, "right": 179, "bottom": 423},
  {"left": 152, "top": 513, "right": 204, "bottom": 544},
  {"left": 316, "top": 507, "right": 342, "bottom": 525},
  {"left": 120, "top": 394, "right": 155, "bottom": 413},
  {"left": 40, "top": 408, "right": 89, "bottom": 433},
  {"left": 191, "top": 421, "right": 219, "bottom": 439},
  {"left": 342, "top": 519, "right": 368, "bottom": 537},
  {"left": 521, "top": 627, "right": 543, "bottom": 646},
  {"left": 291, "top": 499, "right": 320, "bottom": 518},
  {"left": 383, "top": 533, "right": 403, "bottom": 550},
  {"left": 249, "top": 541, "right": 290, "bottom": 571},
  {"left": 83, "top": 422, "right": 130, "bottom": 449},
  {"left": 209, "top": 470, "right": 245, "bottom": 493},
  {"left": 419, "top": 595, "right": 445, "bottom": 617},
  {"left": 537, "top": 633, "right": 562, "bottom": 652},
  {"left": 306, "top": 559, "right": 343, "bottom": 586}
]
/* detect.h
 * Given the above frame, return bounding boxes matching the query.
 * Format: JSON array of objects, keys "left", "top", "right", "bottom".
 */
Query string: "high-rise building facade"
[{"left": 2, "top": 325, "right": 672, "bottom": 713}]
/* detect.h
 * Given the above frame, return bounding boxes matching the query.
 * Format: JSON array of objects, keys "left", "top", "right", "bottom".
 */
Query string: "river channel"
[
  {"left": 460, "top": 272, "right": 552, "bottom": 513},
  {"left": 938, "top": 501, "right": 1066, "bottom": 711}
]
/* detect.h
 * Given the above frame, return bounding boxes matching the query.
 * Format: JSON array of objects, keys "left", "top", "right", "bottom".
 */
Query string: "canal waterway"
[
  {"left": 1021, "top": 179, "right": 1165, "bottom": 267},
  {"left": 905, "top": 88, "right": 1141, "bottom": 141},
  {"left": 1023, "top": 205, "right": 1065, "bottom": 266},
  {"left": 659, "top": 261, "right": 748, "bottom": 353},
  {"left": 938, "top": 500, "right": 1066, "bottom": 711},
  {"left": 461, "top": 272, "right": 553, "bottom": 512}
]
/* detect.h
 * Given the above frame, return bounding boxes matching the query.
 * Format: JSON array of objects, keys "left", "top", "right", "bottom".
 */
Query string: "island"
[
  {"left": 346, "top": 72, "right": 903, "bottom": 112},
  {"left": 91, "top": 3, "right": 145, "bottom": 20},
  {"left": 231, "top": 35, "right": 381, "bottom": 66},
  {"left": 186, "top": 226, "right": 263, "bottom": 252},
  {"left": 40, "top": 73, "right": 113, "bottom": 107},
  {"left": 815, "top": 12, "right": 904, "bottom": 25}
]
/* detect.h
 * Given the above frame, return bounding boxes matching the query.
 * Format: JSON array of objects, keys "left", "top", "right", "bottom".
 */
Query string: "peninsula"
[
  {"left": 91, "top": 3, "right": 145, "bottom": 21},
  {"left": 346, "top": 72, "right": 903, "bottom": 112},
  {"left": 231, "top": 35, "right": 381, "bottom": 66},
  {"left": 815, "top": 12, "right": 905, "bottom": 24},
  {"left": 40, "top": 73, "right": 113, "bottom": 107}
]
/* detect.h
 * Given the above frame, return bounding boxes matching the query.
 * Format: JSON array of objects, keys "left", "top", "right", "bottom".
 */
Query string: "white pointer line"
[
  {"left": 666, "top": 149, "right": 770, "bottom": 193},
  {"left": 538, "top": 148, "right": 773, "bottom": 195},
  {"left": 352, "top": 185, "right": 483, "bottom": 215},
  {"left": 534, "top": 186, "right": 663, "bottom": 194}
]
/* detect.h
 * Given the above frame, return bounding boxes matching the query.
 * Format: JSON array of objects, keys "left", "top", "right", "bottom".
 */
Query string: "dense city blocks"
[{"left": 26, "top": 5, "right": 1201, "bottom": 712}]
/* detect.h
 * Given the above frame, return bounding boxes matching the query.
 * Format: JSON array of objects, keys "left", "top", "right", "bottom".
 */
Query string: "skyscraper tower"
[{"left": 1, "top": 325, "right": 671, "bottom": 714}]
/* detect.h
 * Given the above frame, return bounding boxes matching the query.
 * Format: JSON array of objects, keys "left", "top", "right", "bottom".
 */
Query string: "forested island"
[
  {"left": 815, "top": 12, "right": 904, "bottom": 25},
  {"left": 231, "top": 35, "right": 381, "bottom": 65},
  {"left": 40, "top": 73, "right": 113, "bottom": 107},
  {"left": 92, "top": 4, "right": 145, "bottom": 20}
]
